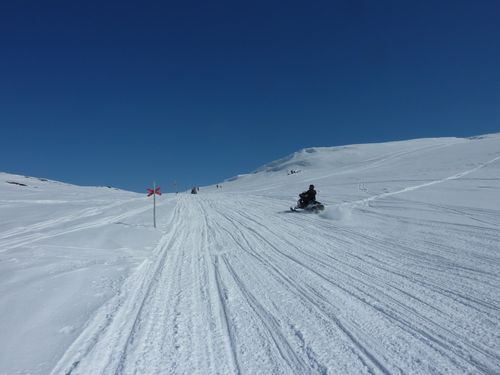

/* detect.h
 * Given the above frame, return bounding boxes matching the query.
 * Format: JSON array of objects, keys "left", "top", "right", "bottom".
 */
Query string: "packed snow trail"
[{"left": 52, "top": 192, "right": 500, "bottom": 375}]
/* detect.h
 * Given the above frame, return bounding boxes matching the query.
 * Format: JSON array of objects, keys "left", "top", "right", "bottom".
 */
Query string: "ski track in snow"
[
  {"left": 356, "top": 155, "right": 500, "bottom": 206},
  {"left": 0, "top": 198, "right": 141, "bottom": 239},
  {"left": 49, "top": 155, "right": 500, "bottom": 375},
  {"left": 0, "top": 197, "right": 168, "bottom": 252}
]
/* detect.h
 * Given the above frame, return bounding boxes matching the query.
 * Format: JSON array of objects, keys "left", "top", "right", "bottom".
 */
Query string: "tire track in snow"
[
  {"left": 298, "top": 222, "right": 500, "bottom": 318},
  {"left": 282, "top": 206, "right": 499, "bottom": 371},
  {"left": 199, "top": 202, "right": 243, "bottom": 375},
  {"left": 278, "top": 202, "right": 500, "bottom": 314},
  {"left": 115, "top": 215, "right": 190, "bottom": 374},
  {"left": 213, "top": 205, "right": 393, "bottom": 375},
  {"left": 220, "top": 255, "right": 326, "bottom": 375}
]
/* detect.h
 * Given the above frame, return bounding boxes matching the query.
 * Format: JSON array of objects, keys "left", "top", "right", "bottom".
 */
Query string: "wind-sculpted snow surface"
[{"left": 1, "top": 134, "right": 500, "bottom": 374}]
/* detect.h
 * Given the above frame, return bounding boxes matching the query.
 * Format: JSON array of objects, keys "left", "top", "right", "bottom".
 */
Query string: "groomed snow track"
[{"left": 51, "top": 191, "right": 500, "bottom": 375}]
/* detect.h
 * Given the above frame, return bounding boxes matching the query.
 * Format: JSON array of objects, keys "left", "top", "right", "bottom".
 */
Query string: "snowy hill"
[{"left": 1, "top": 134, "right": 500, "bottom": 374}]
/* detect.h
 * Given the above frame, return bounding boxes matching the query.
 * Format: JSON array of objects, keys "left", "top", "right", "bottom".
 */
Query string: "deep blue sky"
[{"left": 1, "top": 0, "right": 499, "bottom": 192}]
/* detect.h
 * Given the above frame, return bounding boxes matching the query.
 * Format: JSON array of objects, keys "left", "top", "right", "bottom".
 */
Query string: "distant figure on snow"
[{"left": 191, "top": 187, "right": 197, "bottom": 194}]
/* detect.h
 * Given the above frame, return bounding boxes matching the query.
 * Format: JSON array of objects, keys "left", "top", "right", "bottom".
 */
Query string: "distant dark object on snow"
[
  {"left": 24, "top": 176, "right": 48, "bottom": 182},
  {"left": 6, "top": 181, "right": 27, "bottom": 187}
]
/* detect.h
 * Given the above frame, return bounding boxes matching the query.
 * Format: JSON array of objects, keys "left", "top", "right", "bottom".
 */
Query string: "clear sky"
[{"left": 1, "top": 0, "right": 499, "bottom": 192}]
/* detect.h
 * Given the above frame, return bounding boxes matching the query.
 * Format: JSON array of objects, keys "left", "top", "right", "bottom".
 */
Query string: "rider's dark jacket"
[{"left": 300, "top": 188, "right": 316, "bottom": 205}]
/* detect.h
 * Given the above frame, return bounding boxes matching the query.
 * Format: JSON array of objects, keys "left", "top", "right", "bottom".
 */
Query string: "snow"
[{"left": 1, "top": 133, "right": 500, "bottom": 374}]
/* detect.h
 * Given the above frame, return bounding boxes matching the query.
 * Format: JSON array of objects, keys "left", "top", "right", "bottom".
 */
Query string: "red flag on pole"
[
  {"left": 147, "top": 184, "right": 161, "bottom": 228},
  {"left": 147, "top": 187, "right": 161, "bottom": 197}
]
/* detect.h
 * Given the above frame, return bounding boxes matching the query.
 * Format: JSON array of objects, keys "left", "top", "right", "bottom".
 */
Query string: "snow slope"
[{"left": 1, "top": 134, "right": 500, "bottom": 374}]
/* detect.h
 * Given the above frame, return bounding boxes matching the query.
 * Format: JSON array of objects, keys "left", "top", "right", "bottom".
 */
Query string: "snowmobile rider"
[{"left": 299, "top": 185, "right": 317, "bottom": 208}]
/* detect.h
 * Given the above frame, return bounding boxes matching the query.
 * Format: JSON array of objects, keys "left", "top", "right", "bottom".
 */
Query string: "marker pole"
[{"left": 153, "top": 181, "right": 156, "bottom": 228}]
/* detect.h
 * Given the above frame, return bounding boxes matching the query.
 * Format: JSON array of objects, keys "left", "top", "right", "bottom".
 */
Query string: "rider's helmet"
[{"left": 309, "top": 184, "right": 314, "bottom": 190}]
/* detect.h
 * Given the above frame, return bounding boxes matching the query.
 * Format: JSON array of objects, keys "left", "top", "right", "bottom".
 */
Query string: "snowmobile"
[{"left": 290, "top": 199, "right": 325, "bottom": 213}]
